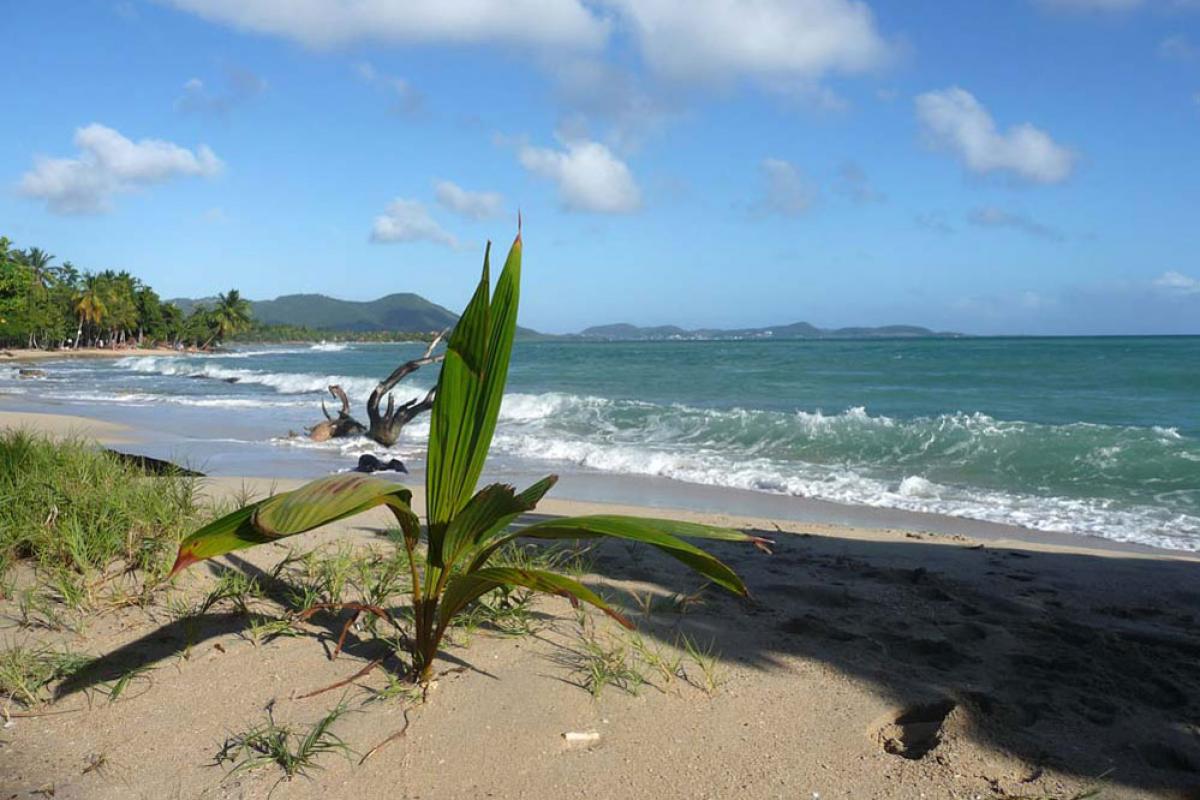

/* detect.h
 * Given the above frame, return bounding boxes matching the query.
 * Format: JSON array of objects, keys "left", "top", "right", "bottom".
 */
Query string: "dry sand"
[
  {"left": 0, "top": 410, "right": 135, "bottom": 444},
  {"left": 2, "top": 435, "right": 1200, "bottom": 798}
]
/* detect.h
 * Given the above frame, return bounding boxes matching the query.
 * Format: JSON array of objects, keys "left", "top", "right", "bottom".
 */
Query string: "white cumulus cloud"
[
  {"left": 434, "top": 180, "right": 505, "bottom": 220},
  {"left": 916, "top": 87, "right": 1075, "bottom": 184},
  {"left": 163, "top": 0, "right": 608, "bottom": 50},
  {"left": 370, "top": 199, "right": 458, "bottom": 247},
  {"left": 518, "top": 139, "right": 641, "bottom": 214},
  {"left": 19, "top": 123, "right": 222, "bottom": 214},
  {"left": 607, "top": 0, "right": 893, "bottom": 84}
]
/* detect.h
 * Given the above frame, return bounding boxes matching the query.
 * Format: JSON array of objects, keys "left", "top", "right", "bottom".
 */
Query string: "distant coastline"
[{"left": 562, "top": 322, "right": 963, "bottom": 342}]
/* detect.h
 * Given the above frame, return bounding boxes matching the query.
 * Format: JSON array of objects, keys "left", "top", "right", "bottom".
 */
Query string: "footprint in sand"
[{"left": 876, "top": 699, "right": 957, "bottom": 760}]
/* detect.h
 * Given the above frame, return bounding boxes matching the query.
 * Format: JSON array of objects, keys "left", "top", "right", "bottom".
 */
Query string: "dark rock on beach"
[{"left": 353, "top": 453, "right": 408, "bottom": 474}]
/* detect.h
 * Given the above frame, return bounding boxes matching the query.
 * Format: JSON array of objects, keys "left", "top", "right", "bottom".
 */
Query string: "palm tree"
[
  {"left": 24, "top": 247, "right": 57, "bottom": 288},
  {"left": 74, "top": 274, "right": 107, "bottom": 349},
  {"left": 204, "top": 289, "right": 253, "bottom": 348},
  {"left": 21, "top": 247, "right": 55, "bottom": 347}
]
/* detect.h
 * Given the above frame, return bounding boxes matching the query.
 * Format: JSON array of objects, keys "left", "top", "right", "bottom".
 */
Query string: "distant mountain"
[
  {"left": 170, "top": 293, "right": 458, "bottom": 334},
  {"left": 574, "top": 321, "right": 960, "bottom": 341},
  {"left": 169, "top": 292, "right": 957, "bottom": 341}
]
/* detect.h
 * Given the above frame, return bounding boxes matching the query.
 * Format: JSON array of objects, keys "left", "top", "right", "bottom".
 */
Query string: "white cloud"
[
  {"left": 607, "top": 0, "right": 893, "bottom": 84},
  {"left": 18, "top": 123, "right": 222, "bottom": 214},
  {"left": 756, "top": 158, "right": 818, "bottom": 217},
  {"left": 968, "top": 206, "right": 1065, "bottom": 241},
  {"left": 163, "top": 0, "right": 608, "bottom": 50},
  {"left": 370, "top": 199, "right": 458, "bottom": 246},
  {"left": 434, "top": 180, "right": 505, "bottom": 220},
  {"left": 518, "top": 139, "right": 641, "bottom": 213},
  {"left": 915, "top": 87, "right": 1075, "bottom": 184},
  {"left": 1153, "top": 271, "right": 1200, "bottom": 294}
]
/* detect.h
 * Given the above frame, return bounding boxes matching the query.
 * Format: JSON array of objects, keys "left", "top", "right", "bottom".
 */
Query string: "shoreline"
[
  {"left": 0, "top": 405, "right": 1189, "bottom": 559},
  {"left": 0, "top": 345, "right": 183, "bottom": 363}
]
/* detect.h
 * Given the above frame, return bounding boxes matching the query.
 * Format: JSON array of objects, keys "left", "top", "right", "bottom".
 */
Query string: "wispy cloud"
[
  {"left": 916, "top": 87, "right": 1075, "bottom": 184},
  {"left": 755, "top": 158, "right": 818, "bottom": 217},
  {"left": 1159, "top": 34, "right": 1198, "bottom": 62},
  {"left": 967, "top": 206, "right": 1065, "bottom": 241},
  {"left": 1035, "top": 0, "right": 1144, "bottom": 11},
  {"left": 1153, "top": 270, "right": 1200, "bottom": 294},
  {"left": 355, "top": 61, "right": 423, "bottom": 115},
  {"left": 19, "top": 123, "right": 221, "bottom": 214},
  {"left": 433, "top": 180, "right": 504, "bottom": 220},
  {"left": 835, "top": 161, "right": 885, "bottom": 203},
  {"left": 176, "top": 67, "right": 267, "bottom": 114},
  {"left": 915, "top": 212, "right": 955, "bottom": 234}
]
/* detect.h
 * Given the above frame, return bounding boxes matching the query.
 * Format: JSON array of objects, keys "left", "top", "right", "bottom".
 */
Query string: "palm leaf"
[
  {"left": 169, "top": 475, "right": 417, "bottom": 577},
  {"left": 168, "top": 498, "right": 275, "bottom": 577},
  {"left": 432, "top": 476, "right": 555, "bottom": 570},
  {"left": 252, "top": 474, "right": 413, "bottom": 536},
  {"left": 476, "top": 515, "right": 762, "bottom": 596},
  {"left": 438, "top": 567, "right": 631, "bottom": 632},
  {"left": 425, "top": 234, "right": 522, "bottom": 530}
]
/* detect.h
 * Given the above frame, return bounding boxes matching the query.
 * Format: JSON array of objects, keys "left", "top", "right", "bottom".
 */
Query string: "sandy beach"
[
  {"left": 1, "top": 412, "right": 1199, "bottom": 799},
  {"left": 0, "top": 346, "right": 182, "bottom": 364}
]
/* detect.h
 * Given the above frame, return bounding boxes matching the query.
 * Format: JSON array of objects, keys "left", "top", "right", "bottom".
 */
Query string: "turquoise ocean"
[{"left": 2, "top": 337, "right": 1197, "bottom": 550}]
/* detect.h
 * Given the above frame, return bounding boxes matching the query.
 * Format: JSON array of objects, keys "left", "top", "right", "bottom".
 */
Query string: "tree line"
[{"left": 0, "top": 236, "right": 252, "bottom": 351}]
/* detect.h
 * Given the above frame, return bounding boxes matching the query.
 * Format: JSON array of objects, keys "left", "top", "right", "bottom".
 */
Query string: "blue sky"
[{"left": 2, "top": 0, "right": 1198, "bottom": 335}]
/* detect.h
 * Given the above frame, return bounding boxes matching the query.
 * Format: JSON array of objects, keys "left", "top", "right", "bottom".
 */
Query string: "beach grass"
[
  {"left": 215, "top": 700, "right": 355, "bottom": 780},
  {"left": 0, "top": 429, "right": 201, "bottom": 603},
  {"left": 0, "top": 643, "right": 92, "bottom": 706}
]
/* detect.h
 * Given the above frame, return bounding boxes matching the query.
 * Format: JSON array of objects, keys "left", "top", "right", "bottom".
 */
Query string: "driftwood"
[
  {"left": 309, "top": 385, "right": 367, "bottom": 442},
  {"left": 307, "top": 332, "right": 445, "bottom": 447}
]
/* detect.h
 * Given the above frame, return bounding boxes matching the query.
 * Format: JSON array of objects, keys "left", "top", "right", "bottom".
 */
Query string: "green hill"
[
  {"left": 250, "top": 293, "right": 456, "bottom": 333},
  {"left": 170, "top": 292, "right": 458, "bottom": 334}
]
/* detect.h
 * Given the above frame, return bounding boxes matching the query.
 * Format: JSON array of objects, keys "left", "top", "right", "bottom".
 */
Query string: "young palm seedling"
[{"left": 169, "top": 228, "right": 770, "bottom": 685}]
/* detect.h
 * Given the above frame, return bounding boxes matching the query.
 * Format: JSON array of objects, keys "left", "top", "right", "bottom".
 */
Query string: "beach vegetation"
[
  {"left": 0, "top": 430, "right": 201, "bottom": 601},
  {"left": 573, "top": 627, "right": 646, "bottom": 698},
  {"left": 215, "top": 700, "right": 354, "bottom": 781},
  {"left": 0, "top": 642, "right": 92, "bottom": 706},
  {"left": 169, "top": 230, "right": 769, "bottom": 684}
]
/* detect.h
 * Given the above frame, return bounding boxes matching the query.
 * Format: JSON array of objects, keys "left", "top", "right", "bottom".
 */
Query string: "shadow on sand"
[
  {"left": 57, "top": 514, "right": 1200, "bottom": 796},
  {"left": 584, "top": 524, "right": 1200, "bottom": 797}
]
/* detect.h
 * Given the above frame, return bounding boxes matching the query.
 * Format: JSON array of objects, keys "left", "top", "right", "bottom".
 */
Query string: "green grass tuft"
[
  {"left": 0, "top": 643, "right": 92, "bottom": 706},
  {"left": 215, "top": 701, "right": 354, "bottom": 780},
  {"left": 0, "top": 430, "right": 201, "bottom": 601}
]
